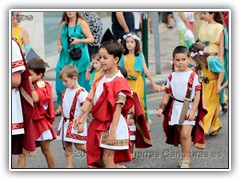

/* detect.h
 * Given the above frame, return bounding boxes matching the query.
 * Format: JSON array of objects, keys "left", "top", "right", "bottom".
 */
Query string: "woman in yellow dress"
[
  {"left": 12, "top": 12, "right": 31, "bottom": 55},
  {"left": 189, "top": 43, "right": 225, "bottom": 136},
  {"left": 119, "top": 32, "right": 162, "bottom": 131},
  {"left": 198, "top": 12, "right": 228, "bottom": 114}
]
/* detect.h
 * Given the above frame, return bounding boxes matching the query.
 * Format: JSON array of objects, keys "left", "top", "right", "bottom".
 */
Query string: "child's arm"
[
  {"left": 142, "top": 55, "right": 163, "bottom": 92},
  {"left": 21, "top": 27, "right": 30, "bottom": 55},
  {"left": 29, "top": 77, "right": 39, "bottom": 103},
  {"left": 216, "top": 71, "right": 225, "bottom": 93},
  {"left": 74, "top": 104, "right": 93, "bottom": 133},
  {"left": 220, "top": 80, "right": 229, "bottom": 90},
  {"left": 187, "top": 90, "right": 200, "bottom": 120},
  {"left": 85, "top": 66, "right": 92, "bottom": 81},
  {"left": 128, "top": 105, "right": 135, "bottom": 126},
  {"left": 73, "top": 89, "right": 94, "bottom": 132},
  {"left": 157, "top": 93, "right": 170, "bottom": 117},
  {"left": 217, "top": 31, "right": 225, "bottom": 63},
  {"left": 12, "top": 71, "right": 21, "bottom": 88}
]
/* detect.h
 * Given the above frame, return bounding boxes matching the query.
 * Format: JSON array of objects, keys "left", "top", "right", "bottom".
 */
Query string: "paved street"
[{"left": 12, "top": 91, "right": 229, "bottom": 169}]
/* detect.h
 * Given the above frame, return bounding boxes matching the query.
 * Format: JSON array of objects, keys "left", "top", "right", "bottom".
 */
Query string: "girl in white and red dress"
[
  {"left": 57, "top": 65, "right": 88, "bottom": 168},
  {"left": 74, "top": 40, "right": 134, "bottom": 168},
  {"left": 27, "top": 58, "right": 56, "bottom": 168}
]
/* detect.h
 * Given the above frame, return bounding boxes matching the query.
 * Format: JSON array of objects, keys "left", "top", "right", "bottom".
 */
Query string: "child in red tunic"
[
  {"left": 157, "top": 46, "right": 206, "bottom": 168},
  {"left": 74, "top": 40, "right": 134, "bottom": 168},
  {"left": 27, "top": 58, "right": 56, "bottom": 168}
]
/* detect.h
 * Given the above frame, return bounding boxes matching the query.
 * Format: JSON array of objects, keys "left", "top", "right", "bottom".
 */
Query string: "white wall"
[{"left": 20, "top": 12, "right": 45, "bottom": 62}]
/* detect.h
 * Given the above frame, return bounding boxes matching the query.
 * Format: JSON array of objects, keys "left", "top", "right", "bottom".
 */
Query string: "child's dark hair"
[
  {"left": 172, "top": 46, "right": 189, "bottom": 58},
  {"left": 118, "top": 66, "right": 128, "bottom": 79},
  {"left": 209, "top": 12, "right": 223, "bottom": 24},
  {"left": 98, "top": 40, "right": 124, "bottom": 62},
  {"left": 27, "top": 58, "right": 46, "bottom": 77},
  {"left": 60, "top": 65, "right": 78, "bottom": 79},
  {"left": 122, "top": 32, "right": 141, "bottom": 56}
]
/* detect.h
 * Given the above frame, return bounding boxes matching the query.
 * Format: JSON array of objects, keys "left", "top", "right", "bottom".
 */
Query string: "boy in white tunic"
[
  {"left": 157, "top": 46, "right": 205, "bottom": 168},
  {"left": 56, "top": 65, "right": 88, "bottom": 168}
]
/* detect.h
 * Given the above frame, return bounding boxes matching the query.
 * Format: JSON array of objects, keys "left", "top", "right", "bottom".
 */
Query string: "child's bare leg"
[
  {"left": 64, "top": 142, "right": 73, "bottom": 168},
  {"left": 102, "top": 149, "right": 117, "bottom": 168},
  {"left": 74, "top": 143, "right": 86, "bottom": 153},
  {"left": 180, "top": 125, "right": 193, "bottom": 161},
  {"left": 39, "top": 140, "right": 55, "bottom": 168},
  {"left": 12, "top": 160, "right": 14, "bottom": 168},
  {"left": 130, "top": 141, "right": 135, "bottom": 159},
  {"left": 17, "top": 153, "right": 26, "bottom": 168}
]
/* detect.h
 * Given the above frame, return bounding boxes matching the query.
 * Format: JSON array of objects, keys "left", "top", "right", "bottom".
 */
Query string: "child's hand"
[
  {"left": 161, "top": 85, "right": 166, "bottom": 91},
  {"left": 216, "top": 85, "right": 222, "bottom": 94},
  {"left": 87, "top": 66, "right": 93, "bottom": 72},
  {"left": 128, "top": 118, "right": 135, "bottom": 126},
  {"left": 157, "top": 108, "right": 164, "bottom": 117},
  {"left": 107, "top": 130, "right": 116, "bottom": 145},
  {"left": 77, "top": 123, "right": 85, "bottom": 133},
  {"left": 154, "top": 84, "right": 162, "bottom": 92},
  {"left": 73, "top": 115, "right": 86, "bottom": 132},
  {"left": 186, "top": 110, "right": 196, "bottom": 121}
]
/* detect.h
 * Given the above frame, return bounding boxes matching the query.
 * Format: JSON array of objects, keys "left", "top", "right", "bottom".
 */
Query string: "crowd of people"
[{"left": 11, "top": 11, "right": 229, "bottom": 169}]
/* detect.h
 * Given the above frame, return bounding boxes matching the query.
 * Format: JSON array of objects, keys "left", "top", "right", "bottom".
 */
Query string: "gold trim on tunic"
[
  {"left": 101, "top": 131, "right": 129, "bottom": 146},
  {"left": 116, "top": 95, "right": 126, "bottom": 104}
]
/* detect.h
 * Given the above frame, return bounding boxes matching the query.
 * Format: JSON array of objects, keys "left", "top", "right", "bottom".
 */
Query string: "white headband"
[
  {"left": 190, "top": 48, "right": 207, "bottom": 58},
  {"left": 123, "top": 33, "right": 141, "bottom": 42}
]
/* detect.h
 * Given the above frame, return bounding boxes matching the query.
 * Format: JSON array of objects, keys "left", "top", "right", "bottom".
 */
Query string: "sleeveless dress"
[
  {"left": 201, "top": 56, "right": 224, "bottom": 134},
  {"left": 119, "top": 53, "right": 151, "bottom": 122},
  {"left": 55, "top": 23, "right": 91, "bottom": 105},
  {"left": 199, "top": 23, "right": 228, "bottom": 108},
  {"left": 12, "top": 25, "right": 23, "bottom": 47}
]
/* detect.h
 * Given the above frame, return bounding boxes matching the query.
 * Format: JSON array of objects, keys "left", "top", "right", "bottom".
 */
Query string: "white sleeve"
[
  {"left": 78, "top": 90, "right": 89, "bottom": 106},
  {"left": 116, "top": 92, "right": 127, "bottom": 105},
  {"left": 12, "top": 40, "right": 25, "bottom": 73},
  {"left": 190, "top": 74, "right": 201, "bottom": 99},
  {"left": 193, "top": 74, "right": 201, "bottom": 88}
]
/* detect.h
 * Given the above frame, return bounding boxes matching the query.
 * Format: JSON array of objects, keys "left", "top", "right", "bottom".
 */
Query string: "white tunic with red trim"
[
  {"left": 165, "top": 71, "right": 201, "bottom": 126},
  {"left": 57, "top": 87, "right": 88, "bottom": 144},
  {"left": 12, "top": 40, "right": 25, "bottom": 135},
  {"left": 95, "top": 71, "right": 130, "bottom": 150}
]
